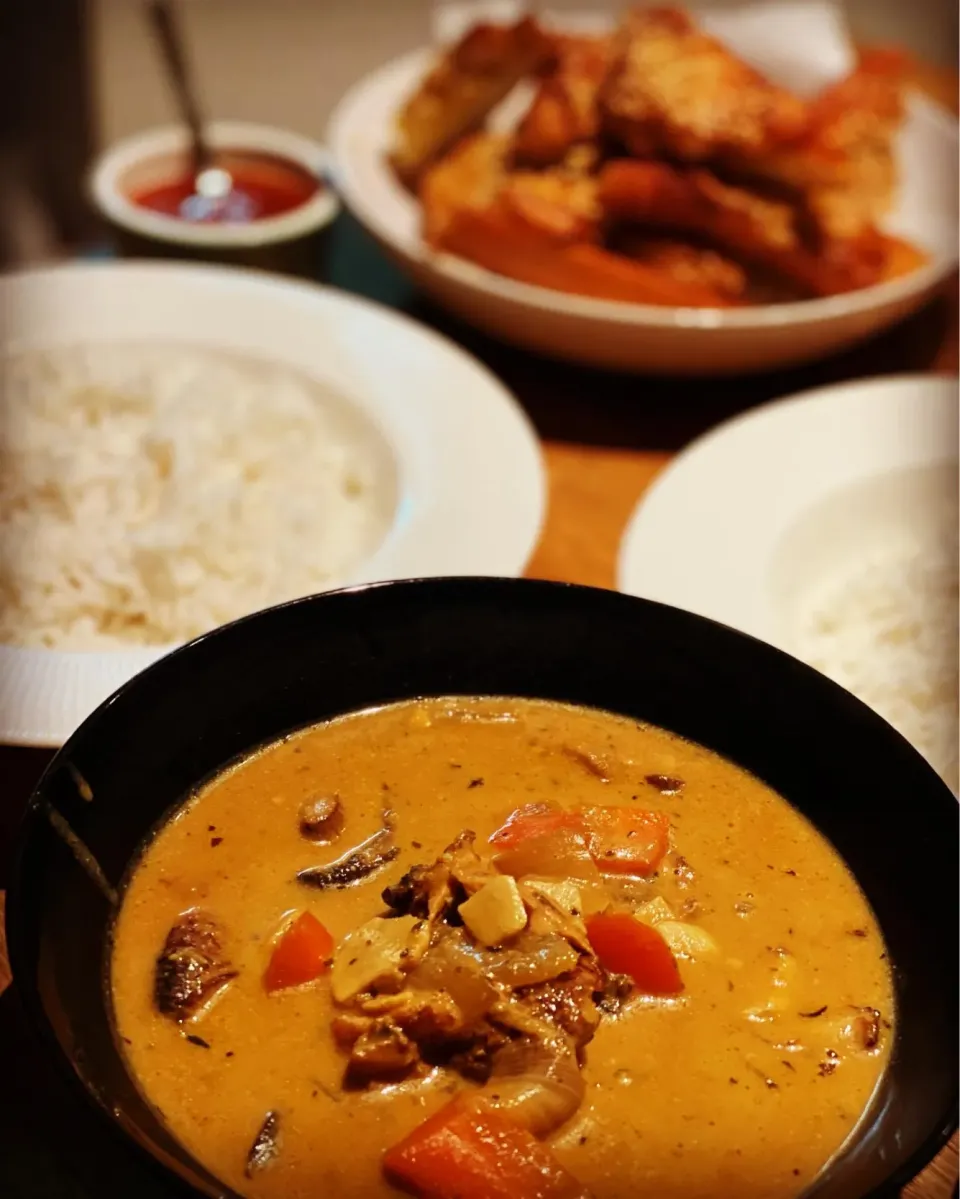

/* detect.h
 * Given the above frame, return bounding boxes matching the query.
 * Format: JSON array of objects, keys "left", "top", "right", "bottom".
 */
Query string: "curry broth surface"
[{"left": 111, "top": 698, "right": 892, "bottom": 1198}]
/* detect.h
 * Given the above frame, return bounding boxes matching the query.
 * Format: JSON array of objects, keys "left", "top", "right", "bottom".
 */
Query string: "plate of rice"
[
  {"left": 618, "top": 374, "right": 959, "bottom": 790},
  {"left": 0, "top": 261, "right": 545, "bottom": 746}
]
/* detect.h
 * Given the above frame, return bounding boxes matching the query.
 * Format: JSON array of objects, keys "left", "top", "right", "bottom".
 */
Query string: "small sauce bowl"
[{"left": 89, "top": 121, "right": 340, "bottom": 278}]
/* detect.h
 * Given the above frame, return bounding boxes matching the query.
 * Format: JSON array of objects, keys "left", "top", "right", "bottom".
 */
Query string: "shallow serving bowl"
[
  {"left": 0, "top": 263, "right": 544, "bottom": 747},
  {"left": 6, "top": 577, "right": 958, "bottom": 1198},
  {"left": 326, "top": 17, "right": 958, "bottom": 376},
  {"left": 619, "top": 375, "right": 958, "bottom": 649},
  {"left": 618, "top": 374, "right": 959, "bottom": 787}
]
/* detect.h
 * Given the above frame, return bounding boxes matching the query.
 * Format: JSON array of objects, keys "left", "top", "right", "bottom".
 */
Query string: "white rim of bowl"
[
  {"left": 326, "top": 48, "right": 959, "bottom": 331},
  {"left": 616, "top": 371, "right": 959, "bottom": 610},
  {"left": 90, "top": 120, "right": 340, "bottom": 248}
]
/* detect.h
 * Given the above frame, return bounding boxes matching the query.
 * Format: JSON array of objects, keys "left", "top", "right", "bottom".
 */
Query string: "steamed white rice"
[
  {"left": 0, "top": 345, "right": 392, "bottom": 650},
  {"left": 792, "top": 517, "right": 959, "bottom": 792}
]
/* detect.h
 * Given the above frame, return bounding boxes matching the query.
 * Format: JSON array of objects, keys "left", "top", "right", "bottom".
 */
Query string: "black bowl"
[{"left": 6, "top": 578, "right": 958, "bottom": 1198}]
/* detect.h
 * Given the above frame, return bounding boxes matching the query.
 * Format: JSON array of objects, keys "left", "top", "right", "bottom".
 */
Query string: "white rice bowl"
[{"left": 0, "top": 262, "right": 545, "bottom": 746}]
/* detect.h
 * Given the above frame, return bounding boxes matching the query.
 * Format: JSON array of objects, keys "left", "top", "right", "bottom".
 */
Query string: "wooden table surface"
[{"left": 0, "top": 54, "right": 957, "bottom": 1199}]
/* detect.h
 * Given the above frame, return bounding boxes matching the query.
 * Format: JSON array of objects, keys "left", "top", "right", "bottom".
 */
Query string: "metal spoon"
[{"left": 144, "top": 0, "right": 255, "bottom": 221}]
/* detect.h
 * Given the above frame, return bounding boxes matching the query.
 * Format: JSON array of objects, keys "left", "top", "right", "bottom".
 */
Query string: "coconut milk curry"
[{"left": 111, "top": 698, "right": 892, "bottom": 1198}]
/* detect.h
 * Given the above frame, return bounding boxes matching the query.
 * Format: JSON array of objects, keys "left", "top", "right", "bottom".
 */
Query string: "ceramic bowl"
[{"left": 7, "top": 577, "right": 958, "bottom": 1198}]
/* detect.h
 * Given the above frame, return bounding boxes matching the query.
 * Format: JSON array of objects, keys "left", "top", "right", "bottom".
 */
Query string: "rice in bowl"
[
  {"left": 791, "top": 512, "right": 959, "bottom": 792},
  {"left": 0, "top": 345, "right": 396, "bottom": 649}
]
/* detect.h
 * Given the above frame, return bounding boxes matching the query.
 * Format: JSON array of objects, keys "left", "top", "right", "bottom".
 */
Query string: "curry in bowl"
[{"left": 111, "top": 696, "right": 892, "bottom": 1199}]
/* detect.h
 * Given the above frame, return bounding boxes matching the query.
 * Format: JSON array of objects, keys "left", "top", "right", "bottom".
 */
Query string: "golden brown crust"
[
  {"left": 421, "top": 134, "right": 603, "bottom": 251},
  {"left": 740, "top": 49, "right": 910, "bottom": 240},
  {"left": 435, "top": 197, "right": 741, "bottom": 307},
  {"left": 615, "top": 236, "right": 747, "bottom": 299},
  {"left": 514, "top": 34, "right": 616, "bottom": 167},
  {"left": 419, "top": 133, "right": 510, "bottom": 247},
  {"left": 390, "top": 17, "right": 550, "bottom": 187},
  {"left": 598, "top": 159, "right": 909, "bottom": 297},
  {"left": 599, "top": 6, "right": 810, "bottom": 163},
  {"left": 501, "top": 169, "right": 603, "bottom": 244}
]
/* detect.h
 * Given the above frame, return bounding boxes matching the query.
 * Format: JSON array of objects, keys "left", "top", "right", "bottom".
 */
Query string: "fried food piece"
[
  {"left": 752, "top": 50, "right": 907, "bottom": 195},
  {"left": 502, "top": 169, "right": 603, "bottom": 243},
  {"left": 601, "top": 159, "right": 799, "bottom": 257},
  {"left": 599, "top": 7, "right": 809, "bottom": 163},
  {"left": 514, "top": 34, "right": 616, "bottom": 167},
  {"left": 879, "top": 234, "right": 928, "bottom": 281},
  {"left": 560, "top": 143, "right": 604, "bottom": 177},
  {"left": 741, "top": 48, "right": 910, "bottom": 239},
  {"left": 615, "top": 236, "right": 747, "bottom": 299},
  {"left": 599, "top": 159, "right": 909, "bottom": 296},
  {"left": 801, "top": 50, "right": 908, "bottom": 241},
  {"left": 421, "top": 130, "right": 602, "bottom": 248},
  {"left": 420, "top": 133, "right": 510, "bottom": 246},
  {"left": 435, "top": 197, "right": 740, "bottom": 307},
  {"left": 390, "top": 17, "right": 549, "bottom": 186}
]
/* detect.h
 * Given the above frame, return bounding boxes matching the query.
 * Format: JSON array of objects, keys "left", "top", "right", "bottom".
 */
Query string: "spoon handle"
[{"left": 145, "top": 0, "right": 213, "bottom": 173}]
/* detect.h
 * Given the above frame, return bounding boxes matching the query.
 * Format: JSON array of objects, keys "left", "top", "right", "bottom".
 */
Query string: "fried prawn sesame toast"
[
  {"left": 598, "top": 159, "right": 903, "bottom": 297},
  {"left": 501, "top": 168, "right": 603, "bottom": 243},
  {"left": 434, "top": 194, "right": 740, "bottom": 307},
  {"left": 390, "top": 17, "right": 550, "bottom": 188},
  {"left": 598, "top": 7, "right": 809, "bottom": 164},
  {"left": 513, "top": 33, "right": 617, "bottom": 167},
  {"left": 419, "top": 132, "right": 511, "bottom": 247},
  {"left": 799, "top": 48, "right": 910, "bottom": 242},
  {"left": 614, "top": 235, "right": 747, "bottom": 299},
  {"left": 420, "top": 132, "right": 603, "bottom": 248},
  {"left": 733, "top": 48, "right": 911, "bottom": 240},
  {"left": 749, "top": 49, "right": 908, "bottom": 193}
]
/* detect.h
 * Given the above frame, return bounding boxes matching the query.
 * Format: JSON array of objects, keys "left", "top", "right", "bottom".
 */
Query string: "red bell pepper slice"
[
  {"left": 490, "top": 802, "right": 669, "bottom": 877},
  {"left": 263, "top": 911, "right": 334, "bottom": 992},
  {"left": 579, "top": 805, "right": 670, "bottom": 876},
  {"left": 585, "top": 911, "right": 683, "bottom": 996}
]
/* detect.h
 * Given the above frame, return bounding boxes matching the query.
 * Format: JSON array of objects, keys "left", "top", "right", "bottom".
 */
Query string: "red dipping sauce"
[{"left": 129, "top": 150, "right": 321, "bottom": 224}]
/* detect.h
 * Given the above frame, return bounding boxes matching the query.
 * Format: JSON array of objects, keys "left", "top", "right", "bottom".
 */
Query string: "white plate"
[
  {"left": 327, "top": 21, "right": 958, "bottom": 376},
  {"left": 0, "top": 261, "right": 546, "bottom": 747},
  {"left": 618, "top": 374, "right": 958, "bottom": 779}
]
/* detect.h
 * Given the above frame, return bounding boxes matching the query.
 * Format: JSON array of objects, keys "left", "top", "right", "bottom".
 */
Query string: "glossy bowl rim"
[{"left": 6, "top": 576, "right": 958, "bottom": 1197}]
